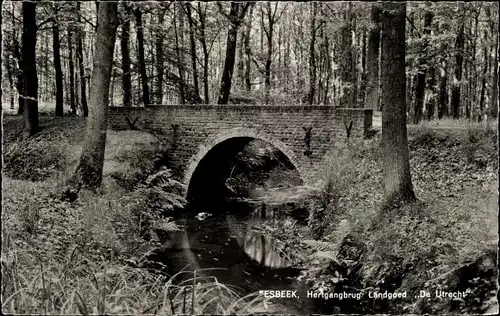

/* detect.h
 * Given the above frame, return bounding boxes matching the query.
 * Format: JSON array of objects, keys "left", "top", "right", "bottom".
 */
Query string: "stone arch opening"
[{"left": 184, "top": 128, "right": 304, "bottom": 208}]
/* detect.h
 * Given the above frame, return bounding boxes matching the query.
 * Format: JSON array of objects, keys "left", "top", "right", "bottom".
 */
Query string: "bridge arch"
[{"left": 184, "top": 127, "right": 305, "bottom": 202}]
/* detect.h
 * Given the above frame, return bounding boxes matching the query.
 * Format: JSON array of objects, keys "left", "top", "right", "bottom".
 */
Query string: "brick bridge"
[{"left": 109, "top": 105, "right": 373, "bottom": 203}]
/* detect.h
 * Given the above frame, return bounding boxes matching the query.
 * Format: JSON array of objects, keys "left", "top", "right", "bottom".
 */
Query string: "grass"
[{"left": 1, "top": 243, "right": 269, "bottom": 315}]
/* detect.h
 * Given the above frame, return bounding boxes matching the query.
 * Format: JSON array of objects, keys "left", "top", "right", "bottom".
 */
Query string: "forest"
[
  {"left": 2, "top": 2, "right": 499, "bottom": 121},
  {"left": 1, "top": 1, "right": 499, "bottom": 315}
]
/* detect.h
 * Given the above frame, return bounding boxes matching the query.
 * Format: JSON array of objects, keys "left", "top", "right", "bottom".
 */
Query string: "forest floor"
[{"left": 2, "top": 115, "right": 499, "bottom": 314}]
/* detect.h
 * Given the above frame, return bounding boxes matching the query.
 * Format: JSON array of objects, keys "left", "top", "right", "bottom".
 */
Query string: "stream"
[{"left": 147, "top": 200, "right": 318, "bottom": 314}]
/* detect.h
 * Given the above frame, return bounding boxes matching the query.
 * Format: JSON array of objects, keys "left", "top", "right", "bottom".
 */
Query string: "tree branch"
[{"left": 36, "top": 17, "right": 54, "bottom": 30}]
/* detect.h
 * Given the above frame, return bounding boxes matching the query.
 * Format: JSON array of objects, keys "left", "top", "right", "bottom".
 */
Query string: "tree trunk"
[
  {"left": 178, "top": 4, "right": 186, "bottom": 104},
  {"left": 324, "top": 32, "right": 332, "bottom": 104},
  {"left": 359, "top": 31, "right": 367, "bottom": 107},
  {"left": 380, "top": 2, "right": 416, "bottom": 207},
  {"left": 14, "top": 38, "right": 24, "bottom": 114},
  {"left": 198, "top": 3, "right": 210, "bottom": 103},
  {"left": 450, "top": 3, "right": 465, "bottom": 119},
  {"left": 438, "top": 57, "right": 449, "bottom": 119},
  {"left": 23, "top": 1, "right": 39, "bottom": 135},
  {"left": 135, "top": 9, "right": 150, "bottom": 106},
  {"left": 340, "top": 3, "right": 354, "bottom": 107},
  {"left": 263, "top": 3, "right": 276, "bottom": 104},
  {"left": 244, "top": 4, "right": 254, "bottom": 92},
  {"left": 238, "top": 29, "right": 245, "bottom": 89},
  {"left": 173, "top": 4, "right": 186, "bottom": 104},
  {"left": 155, "top": 9, "right": 165, "bottom": 104},
  {"left": 217, "top": 3, "right": 244, "bottom": 105},
  {"left": 77, "top": 3, "right": 88, "bottom": 116},
  {"left": 479, "top": 41, "right": 488, "bottom": 122},
  {"left": 75, "top": 2, "right": 118, "bottom": 188},
  {"left": 53, "top": 18, "right": 64, "bottom": 117},
  {"left": 490, "top": 17, "right": 499, "bottom": 119},
  {"left": 307, "top": 2, "right": 317, "bottom": 105},
  {"left": 7, "top": 56, "right": 14, "bottom": 109},
  {"left": 426, "top": 64, "right": 436, "bottom": 120},
  {"left": 413, "top": 10, "right": 432, "bottom": 124},
  {"left": 120, "top": 12, "right": 132, "bottom": 107},
  {"left": 68, "top": 28, "right": 76, "bottom": 114},
  {"left": 186, "top": 3, "right": 200, "bottom": 101}
]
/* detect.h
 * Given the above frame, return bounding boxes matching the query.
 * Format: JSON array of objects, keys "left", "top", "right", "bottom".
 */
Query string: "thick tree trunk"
[
  {"left": 75, "top": 2, "right": 118, "bottom": 189},
  {"left": 53, "top": 20, "right": 64, "bottom": 117},
  {"left": 380, "top": 2, "right": 416, "bottom": 207},
  {"left": 23, "top": 1, "right": 39, "bottom": 135},
  {"left": 365, "top": 7, "right": 381, "bottom": 111},
  {"left": 77, "top": 3, "right": 88, "bottom": 116},
  {"left": 120, "top": 13, "right": 132, "bottom": 107},
  {"left": 307, "top": 2, "right": 317, "bottom": 105},
  {"left": 68, "top": 29, "right": 76, "bottom": 114},
  {"left": 450, "top": 3, "right": 465, "bottom": 119},
  {"left": 135, "top": 9, "right": 150, "bottom": 106},
  {"left": 218, "top": 24, "right": 238, "bottom": 104},
  {"left": 218, "top": 3, "right": 244, "bottom": 105}
]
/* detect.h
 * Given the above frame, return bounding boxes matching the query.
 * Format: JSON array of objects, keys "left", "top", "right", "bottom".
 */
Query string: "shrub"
[{"left": 4, "top": 138, "right": 70, "bottom": 181}]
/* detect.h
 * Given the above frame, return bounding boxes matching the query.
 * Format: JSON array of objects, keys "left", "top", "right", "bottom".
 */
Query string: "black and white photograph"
[{"left": 1, "top": 1, "right": 499, "bottom": 314}]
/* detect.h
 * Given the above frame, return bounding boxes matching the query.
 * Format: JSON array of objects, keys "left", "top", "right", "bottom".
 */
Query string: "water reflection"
[
  {"left": 230, "top": 206, "right": 293, "bottom": 269},
  {"left": 235, "top": 229, "right": 290, "bottom": 268},
  {"left": 146, "top": 205, "right": 313, "bottom": 314}
]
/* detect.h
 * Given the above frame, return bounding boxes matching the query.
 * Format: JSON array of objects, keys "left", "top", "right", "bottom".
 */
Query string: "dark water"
[{"left": 147, "top": 203, "right": 316, "bottom": 314}]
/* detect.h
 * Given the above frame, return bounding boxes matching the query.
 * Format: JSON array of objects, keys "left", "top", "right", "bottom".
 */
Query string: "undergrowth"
[
  {"left": 301, "top": 126, "right": 498, "bottom": 313},
  {"left": 1, "top": 116, "right": 272, "bottom": 315}
]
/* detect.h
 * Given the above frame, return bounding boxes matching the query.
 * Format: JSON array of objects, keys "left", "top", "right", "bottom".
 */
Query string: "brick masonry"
[{"left": 108, "top": 104, "right": 373, "bottom": 189}]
